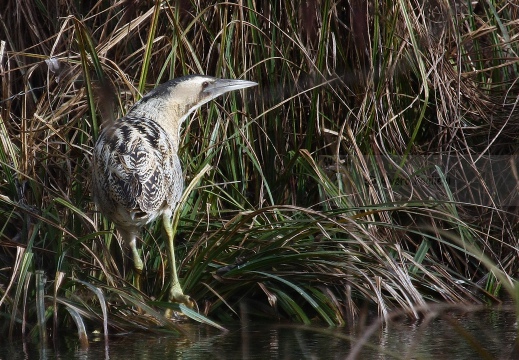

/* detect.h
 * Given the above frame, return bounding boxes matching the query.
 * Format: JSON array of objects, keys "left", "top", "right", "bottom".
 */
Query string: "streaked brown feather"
[{"left": 92, "top": 116, "right": 182, "bottom": 229}]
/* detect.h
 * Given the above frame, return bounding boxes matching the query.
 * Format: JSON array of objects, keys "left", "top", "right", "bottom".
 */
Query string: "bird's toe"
[
  {"left": 164, "top": 293, "right": 195, "bottom": 319},
  {"left": 171, "top": 292, "right": 195, "bottom": 308}
]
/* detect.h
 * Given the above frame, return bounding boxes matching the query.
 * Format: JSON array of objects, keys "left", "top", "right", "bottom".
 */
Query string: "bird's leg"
[
  {"left": 118, "top": 229, "right": 145, "bottom": 314},
  {"left": 162, "top": 212, "right": 193, "bottom": 315},
  {"left": 119, "top": 228, "right": 144, "bottom": 292},
  {"left": 128, "top": 235, "right": 144, "bottom": 291}
]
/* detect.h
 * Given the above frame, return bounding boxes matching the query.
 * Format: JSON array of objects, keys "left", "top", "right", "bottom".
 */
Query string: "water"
[{"left": 1, "top": 309, "right": 517, "bottom": 359}]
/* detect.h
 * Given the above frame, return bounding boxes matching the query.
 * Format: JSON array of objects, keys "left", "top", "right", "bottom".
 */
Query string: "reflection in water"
[{"left": 1, "top": 308, "right": 517, "bottom": 359}]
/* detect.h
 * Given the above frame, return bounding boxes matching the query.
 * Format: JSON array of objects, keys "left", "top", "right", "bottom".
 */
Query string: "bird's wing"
[{"left": 93, "top": 117, "right": 180, "bottom": 218}]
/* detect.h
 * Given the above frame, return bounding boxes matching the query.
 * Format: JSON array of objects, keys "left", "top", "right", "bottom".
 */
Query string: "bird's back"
[{"left": 92, "top": 116, "right": 183, "bottom": 229}]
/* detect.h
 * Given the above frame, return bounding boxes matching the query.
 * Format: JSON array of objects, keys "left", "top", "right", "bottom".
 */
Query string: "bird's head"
[{"left": 128, "top": 75, "right": 257, "bottom": 132}]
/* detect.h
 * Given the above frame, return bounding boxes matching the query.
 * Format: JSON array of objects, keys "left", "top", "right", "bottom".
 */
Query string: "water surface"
[{"left": 2, "top": 309, "right": 517, "bottom": 359}]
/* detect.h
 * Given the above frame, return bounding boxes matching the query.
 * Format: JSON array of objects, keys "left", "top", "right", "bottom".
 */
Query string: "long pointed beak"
[{"left": 205, "top": 78, "right": 258, "bottom": 97}]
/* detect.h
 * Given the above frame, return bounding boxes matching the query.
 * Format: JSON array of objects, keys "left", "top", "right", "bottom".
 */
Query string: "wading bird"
[{"left": 92, "top": 75, "right": 257, "bottom": 310}]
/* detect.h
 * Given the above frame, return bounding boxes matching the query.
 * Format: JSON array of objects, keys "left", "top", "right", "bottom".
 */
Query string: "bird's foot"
[
  {"left": 164, "top": 287, "right": 195, "bottom": 319},
  {"left": 170, "top": 292, "right": 194, "bottom": 308}
]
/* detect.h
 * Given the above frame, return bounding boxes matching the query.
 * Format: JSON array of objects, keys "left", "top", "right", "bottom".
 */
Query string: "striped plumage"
[
  {"left": 92, "top": 75, "right": 257, "bottom": 311},
  {"left": 93, "top": 117, "right": 182, "bottom": 229}
]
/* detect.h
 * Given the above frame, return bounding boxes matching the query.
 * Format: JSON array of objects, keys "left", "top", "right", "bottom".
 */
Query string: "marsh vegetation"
[{"left": 0, "top": 0, "right": 518, "bottom": 350}]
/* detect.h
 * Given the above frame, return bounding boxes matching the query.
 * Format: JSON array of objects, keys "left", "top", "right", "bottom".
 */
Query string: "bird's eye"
[{"left": 202, "top": 81, "right": 209, "bottom": 89}]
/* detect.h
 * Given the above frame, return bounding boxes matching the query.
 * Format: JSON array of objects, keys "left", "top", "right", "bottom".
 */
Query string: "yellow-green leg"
[
  {"left": 162, "top": 213, "right": 193, "bottom": 317},
  {"left": 118, "top": 228, "right": 144, "bottom": 292},
  {"left": 128, "top": 235, "right": 143, "bottom": 291},
  {"left": 120, "top": 229, "right": 145, "bottom": 314}
]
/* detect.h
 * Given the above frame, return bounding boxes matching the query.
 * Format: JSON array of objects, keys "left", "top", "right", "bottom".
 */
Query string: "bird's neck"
[{"left": 126, "top": 98, "right": 191, "bottom": 150}]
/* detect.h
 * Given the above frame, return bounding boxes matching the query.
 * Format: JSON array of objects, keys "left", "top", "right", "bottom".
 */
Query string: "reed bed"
[{"left": 0, "top": 0, "right": 519, "bottom": 341}]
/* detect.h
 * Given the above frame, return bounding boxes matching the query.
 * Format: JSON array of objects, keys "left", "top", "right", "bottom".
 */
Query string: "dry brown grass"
[{"left": 0, "top": 0, "right": 519, "bottom": 339}]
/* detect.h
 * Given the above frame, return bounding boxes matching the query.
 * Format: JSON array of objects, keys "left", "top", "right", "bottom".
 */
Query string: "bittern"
[{"left": 92, "top": 75, "right": 257, "bottom": 309}]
